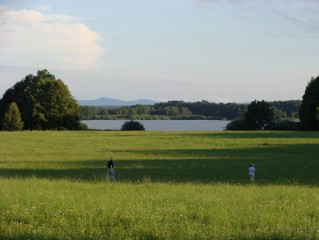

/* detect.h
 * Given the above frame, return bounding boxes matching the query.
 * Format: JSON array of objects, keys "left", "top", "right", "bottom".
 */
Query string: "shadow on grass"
[
  {"left": 183, "top": 131, "right": 319, "bottom": 139},
  {"left": 1, "top": 144, "right": 318, "bottom": 186}
]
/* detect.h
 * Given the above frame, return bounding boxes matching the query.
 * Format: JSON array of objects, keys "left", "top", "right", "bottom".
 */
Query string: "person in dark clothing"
[{"left": 107, "top": 157, "right": 115, "bottom": 181}]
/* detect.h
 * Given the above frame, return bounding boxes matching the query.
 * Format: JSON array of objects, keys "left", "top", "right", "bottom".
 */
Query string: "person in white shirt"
[{"left": 248, "top": 164, "right": 256, "bottom": 183}]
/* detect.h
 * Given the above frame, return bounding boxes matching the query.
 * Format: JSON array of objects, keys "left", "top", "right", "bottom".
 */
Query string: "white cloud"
[{"left": 0, "top": 7, "right": 105, "bottom": 70}]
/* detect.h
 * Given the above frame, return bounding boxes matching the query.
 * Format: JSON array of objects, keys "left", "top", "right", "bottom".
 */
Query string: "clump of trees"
[
  {"left": 226, "top": 100, "right": 301, "bottom": 131},
  {"left": 226, "top": 75, "right": 319, "bottom": 131},
  {"left": 121, "top": 120, "right": 145, "bottom": 131},
  {"left": 226, "top": 100, "right": 275, "bottom": 130},
  {"left": 0, "top": 70, "right": 86, "bottom": 130}
]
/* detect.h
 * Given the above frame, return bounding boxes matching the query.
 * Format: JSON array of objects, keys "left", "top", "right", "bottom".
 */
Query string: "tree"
[
  {"left": 226, "top": 100, "right": 274, "bottom": 130},
  {"left": 244, "top": 100, "right": 274, "bottom": 130},
  {"left": 0, "top": 70, "right": 82, "bottom": 130},
  {"left": 121, "top": 120, "right": 145, "bottom": 131},
  {"left": 3, "top": 102, "right": 24, "bottom": 131},
  {"left": 272, "top": 107, "right": 287, "bottom": 122},
  {"left": 299, "top": 76, "right": 319, "bottom": 130}
]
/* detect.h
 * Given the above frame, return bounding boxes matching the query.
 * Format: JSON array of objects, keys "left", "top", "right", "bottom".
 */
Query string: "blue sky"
[{"left": 0, "top": 0, "right": 318, "bottom": 102}]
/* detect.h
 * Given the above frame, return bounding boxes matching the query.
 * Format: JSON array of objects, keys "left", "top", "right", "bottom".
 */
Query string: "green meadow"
[{"left": 1, "top": 131, "right": 319, "bottom": 239}]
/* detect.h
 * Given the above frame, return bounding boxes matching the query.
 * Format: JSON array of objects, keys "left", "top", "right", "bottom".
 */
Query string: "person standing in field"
[
  {"left": 248, "top": 164, "right": 256, "bottom": 183},
  {"left": 107, "top": 157, "right": 115, "bottom": 181}
]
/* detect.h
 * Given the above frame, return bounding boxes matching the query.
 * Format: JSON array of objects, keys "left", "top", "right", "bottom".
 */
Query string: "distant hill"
[{"left": 77, "top": 97, "right": 157, "bottom": 106}]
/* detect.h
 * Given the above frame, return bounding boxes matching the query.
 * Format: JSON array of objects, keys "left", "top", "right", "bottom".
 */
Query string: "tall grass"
[
  {"left": 1, "top": 178, "right": 319, "bottom": 240},
  {"left": 1, "top": 131, "right": 319, "bottom": 239}
]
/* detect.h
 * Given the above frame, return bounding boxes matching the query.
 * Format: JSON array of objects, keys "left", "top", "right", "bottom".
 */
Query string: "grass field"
[{"left": 1, "top": 131, "right": 319, "bottom": 239}]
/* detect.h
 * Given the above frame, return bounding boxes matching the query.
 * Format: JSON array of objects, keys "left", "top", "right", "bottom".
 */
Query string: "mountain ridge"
[{"left": 77, "top": 97, "right": 157, "bottom": 106}]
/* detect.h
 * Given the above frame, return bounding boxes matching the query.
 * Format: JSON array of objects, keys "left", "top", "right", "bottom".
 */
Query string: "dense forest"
[{"left": 80, "top": 100, "right": 300, "bottom": 121}]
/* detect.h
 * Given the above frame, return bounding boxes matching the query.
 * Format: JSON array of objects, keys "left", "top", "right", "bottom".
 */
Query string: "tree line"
[
  {"left": 80, "top": 100, "right": 300, "bottom": 121},
  {"left": 0, "top": 70, "right": 318, "bottom": 131}
]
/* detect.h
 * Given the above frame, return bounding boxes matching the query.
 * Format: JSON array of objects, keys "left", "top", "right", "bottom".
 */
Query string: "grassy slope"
[{"left": 1, "top": 131, "right": 319, "bottom": 239}]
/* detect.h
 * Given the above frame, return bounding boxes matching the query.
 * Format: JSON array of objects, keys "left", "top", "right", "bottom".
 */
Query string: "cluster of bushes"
[
  {"left": 266, "top": 120, "right": 301, "bottom": 131},
  {"left": 226, "top": 119, "right": 300, "bottom": 131}
]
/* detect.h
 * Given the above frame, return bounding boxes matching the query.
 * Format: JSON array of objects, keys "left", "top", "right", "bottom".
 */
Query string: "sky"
[{"left": 0, "top": 0, "right": 318, "bottom": 103}]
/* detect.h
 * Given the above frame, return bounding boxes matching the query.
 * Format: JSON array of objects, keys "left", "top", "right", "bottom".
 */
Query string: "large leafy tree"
[
  {"left": 299, "top": 76, "right": 319, "bottom": 130},
  {"left": 0, "top": 70, "right": 81, "bottom": 130},
  {"left": 3, "top": 102, "right": 24, "bottom": 131},
  {"left": 226, "top": 100, "right": 274, "bottom": 130},
  {"left": 244, "top": 100, "right": 274, "bottom": 130}
]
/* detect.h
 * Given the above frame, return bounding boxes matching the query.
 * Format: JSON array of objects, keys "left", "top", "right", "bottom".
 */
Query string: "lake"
[{"left": 81, "top": 120, "right": 230, "bottom": 131}]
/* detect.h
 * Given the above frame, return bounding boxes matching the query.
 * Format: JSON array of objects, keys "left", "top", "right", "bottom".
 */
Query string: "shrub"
[
  {"left": 225, "top": 119, "right": 247, "bottom": 130},
  {"left": 121, "top": 120, "right": 145, "bottom": 131},
  {"left": 77, "top": 122, "right": 89, "bottom": 130},
  {"left": 266, "top": 120, "right": 301, "bottom": 131}
]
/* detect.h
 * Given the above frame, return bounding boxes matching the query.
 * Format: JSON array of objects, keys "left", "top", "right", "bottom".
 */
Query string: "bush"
[
  {"left": 77, "top": 122, "right": 89, "bottom": 130},
  {"left": 266, "top": 120, "right": 301, "bottom": 131},
  {"left": 225, "top": 119, "right": 247, "bottom": 130},
  {"left": 121, "top": 120, "right": 145, "bottom": 131}
]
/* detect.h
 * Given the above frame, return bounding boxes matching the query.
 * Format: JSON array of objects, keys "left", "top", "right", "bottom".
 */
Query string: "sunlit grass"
[
  {"left": 1, "top": 131, "right": 319, "bottom": 239},
  {"left": 1, "top": 178, "right": 319, "bottom": 240},
  {"left": 1, "top": 131, "right": 318, "bottom": 184}
]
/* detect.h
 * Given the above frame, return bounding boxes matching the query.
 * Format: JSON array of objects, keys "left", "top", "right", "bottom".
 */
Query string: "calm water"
[{"left": 81, "top": 120, "right": 230, "bottom": 131}]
